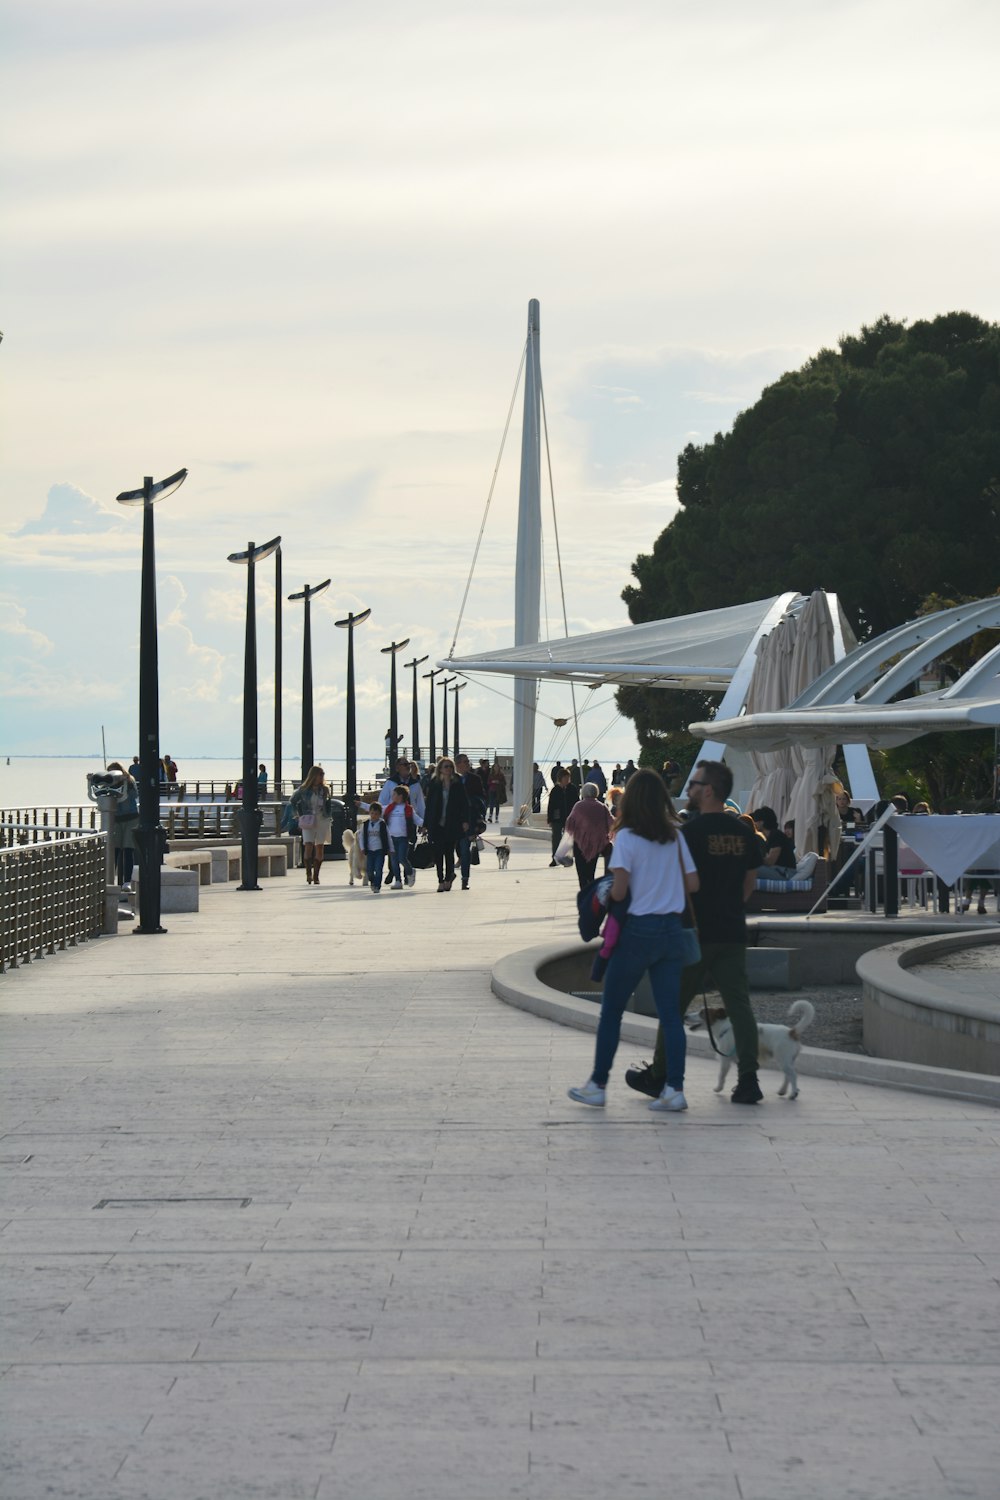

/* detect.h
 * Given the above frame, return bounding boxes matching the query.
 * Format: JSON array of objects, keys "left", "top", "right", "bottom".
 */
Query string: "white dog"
[
  {"left": 692, "top": 999, "right": 815, "bottom": 1100},
  {"left": 341, "top": 828, "right": 368, "bottom": 888}
]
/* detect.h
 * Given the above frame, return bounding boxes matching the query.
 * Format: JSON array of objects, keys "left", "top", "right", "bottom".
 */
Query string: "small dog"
[
  {"left": 341, "top": 828, "right": 368, "bottom": 888},
  {"left": 496, "top": 839, "right": 510, "bottom": 870},
  {"left": 691, "top": 999, "right": 815, "bottom": 1100}
]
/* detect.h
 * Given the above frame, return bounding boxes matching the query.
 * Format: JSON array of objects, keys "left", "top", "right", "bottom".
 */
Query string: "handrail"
[{"left": 1, "top": 833, "right": 106, "bottom": 971}]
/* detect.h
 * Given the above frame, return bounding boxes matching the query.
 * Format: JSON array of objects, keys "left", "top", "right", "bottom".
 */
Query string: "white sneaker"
[
  {"left": 649, "top": 1086, "right": 688, "bottom": 1113},
  {"left": 405, "top": 868, "right": 416, "bottom": 887},
  {"left": 567, "top": 1079, "right": 606, "bottom": 1107},
  {"left": 392, "top": 881, "right": 403, "bottom": 890}
]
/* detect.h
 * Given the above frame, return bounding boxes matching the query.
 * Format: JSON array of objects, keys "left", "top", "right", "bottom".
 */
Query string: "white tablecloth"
[{"left": 892, "top": 814, "right": 1000, "bottom": 887}]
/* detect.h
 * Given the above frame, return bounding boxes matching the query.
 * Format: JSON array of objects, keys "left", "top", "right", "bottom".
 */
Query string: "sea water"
[{"left": 0, "top": 757, "right": 390, "bottom": 810}]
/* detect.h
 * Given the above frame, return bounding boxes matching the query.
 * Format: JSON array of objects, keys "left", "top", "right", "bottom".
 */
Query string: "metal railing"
[{"left": 1, "top": 831, "right": 106, "bottom": 972}]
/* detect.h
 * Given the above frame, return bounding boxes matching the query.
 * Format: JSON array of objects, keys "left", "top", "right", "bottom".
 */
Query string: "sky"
[{"left": 2, "top": 0, "right": 999, "bottom": 769}]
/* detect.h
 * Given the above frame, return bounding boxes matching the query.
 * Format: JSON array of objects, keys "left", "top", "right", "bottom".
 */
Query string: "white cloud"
[
  {"left": 1, "top": 0, "right": 997, "bottom": 764},
  {"left": 0, "top": 600, "right": 53, "bottom": 655}
]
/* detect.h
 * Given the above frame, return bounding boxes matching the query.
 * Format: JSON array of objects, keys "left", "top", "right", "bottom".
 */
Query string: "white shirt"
[
  {"left": 610, "top": 828, "right": 696, "bottom": 916},
  {"left": 384, "top": 803, "right": 423, "bottom": 837},
  {"left": 379, "top": 776, "right": 425, "bottom": 820}
]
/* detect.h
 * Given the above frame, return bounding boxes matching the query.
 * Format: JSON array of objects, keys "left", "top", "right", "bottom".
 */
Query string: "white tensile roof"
[
  {"left": 690, "top": 596, "right": 1000, "bottom": 749},
  {"left": 443, "top": 594, "right": 796, "bottom": 692}
]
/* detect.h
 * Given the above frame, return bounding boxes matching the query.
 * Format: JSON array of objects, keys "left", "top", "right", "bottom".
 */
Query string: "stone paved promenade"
[{"left": 2, "top": 836, "right": 999, "bottom": 1499}]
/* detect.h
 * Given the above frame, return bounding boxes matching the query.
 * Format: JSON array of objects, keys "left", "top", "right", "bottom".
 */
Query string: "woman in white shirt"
[{"left": 568, "top": 768, "right": 699, "bottom": 1114}]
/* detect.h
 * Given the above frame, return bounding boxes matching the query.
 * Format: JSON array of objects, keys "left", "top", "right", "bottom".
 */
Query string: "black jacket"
[
  {"left": 424, "top": 777, "right": 471, "bottom": 841},
  {"left": 547, "top": 783, "right": 579, "bottom": 825}
]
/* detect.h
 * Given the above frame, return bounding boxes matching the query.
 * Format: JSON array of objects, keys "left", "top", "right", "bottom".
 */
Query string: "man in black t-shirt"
[{"left": 627, "top": 759, "right": 765, "bottom": 1105}]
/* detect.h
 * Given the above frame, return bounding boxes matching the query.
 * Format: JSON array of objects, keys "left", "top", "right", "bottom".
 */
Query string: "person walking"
[
  {"left": 532, "top": 763, "right": 547, "bottom": 814},
  {"left": 626, "top": 759, "right": 765, "bottom": 1105},
  {"left": 379, "top": 755, "right": 426, "bottom": 821},
  {"left": 564, "top": 782, "right": 614, "bottom": 890},
  {"left": 486, "top": 761, "right": 507, "bottom": 823},
  {"left": 385, "top": 785, "right": 422, "bottom": 889},
  {"left": 588, "top": 759, "right": 607, "bottom": 797},
  {"left": 454, "top": 754, "right": 486, "bottom": 889},
  {"left": 546, "top": 769, "right": 578, "bottom": 867},
  {"left": 423, "top": 757, "right": 471, "bottom": 892},
  {"left": 289, "top": 765, "right": 334, "bottom": 884},
  {"left": 358, "top": 801, "right": 390, "bottom": 893},
  {"left": 567, "top": 769, "right": 699, "bottom": 1112}
]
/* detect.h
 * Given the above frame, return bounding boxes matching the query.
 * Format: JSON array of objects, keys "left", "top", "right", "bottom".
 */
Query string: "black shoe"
[
  {"left": 625, "top": 1061, "right": 663, "bottom": 1099},
  {"left": 549, "top": 859, "right": 558, "bottom": 867},
  {"left": 730, "top": 1074, "right": 763, "bottom": 1105}
]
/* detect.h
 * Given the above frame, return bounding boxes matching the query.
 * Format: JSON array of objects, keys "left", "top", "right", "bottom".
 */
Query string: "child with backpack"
[
  {"left": 358, "top": 801, "right": 391, "bottom": 893},
  {"left": 384, "top": 785, "right": 422, "bottom": 889}
]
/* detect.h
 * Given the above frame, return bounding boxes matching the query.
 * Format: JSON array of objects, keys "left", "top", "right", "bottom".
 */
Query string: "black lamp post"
[
  {"left": 423, "top": 666, "right": 442, "bottom": 763},
  {"left": 405, "top": 653, "right": 429, "bottom": 762},
  {"left": 335, "top": 607, "right": 371, "bottom": 827},
  {"left": 380, "top": 638, "right": 410, "bottom": 765},
  {"left": 227, "top": 535, "right": 281, "bottom": 890},
  {"left": 451, "top": 679, "right": 467, "bottom": 759},
  {"left": 273, "top": 545, "right": 282, "bottom": 799},
  {"left": 116, "top": 467, "right": 188, "bottom": 935},
  {"left": 288, "top": 579, "right": 331, "bottom": 780},
  {"left": 439, "top": 675, "right": 456, "bottom": 758}
]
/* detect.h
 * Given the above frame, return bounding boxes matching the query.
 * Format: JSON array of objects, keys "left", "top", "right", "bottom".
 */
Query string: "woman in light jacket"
[{"left": 290, "top": 765, "right": 333, "bottom": 884}]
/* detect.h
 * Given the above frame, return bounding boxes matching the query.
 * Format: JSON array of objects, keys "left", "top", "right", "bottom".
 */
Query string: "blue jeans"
[
  {"left": 366, "top": 850, "right": 386, "bottom": 890},
  {"left": 592, "top": 913, "right": 687, "bottom": 1090},
  {"left": 390, "top": 836, "right": 411, "bottom": 884}
]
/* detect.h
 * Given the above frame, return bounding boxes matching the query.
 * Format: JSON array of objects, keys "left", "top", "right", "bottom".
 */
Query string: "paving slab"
[{"left": 2, "top": 838, "right": 1000, "bottom": 1499}]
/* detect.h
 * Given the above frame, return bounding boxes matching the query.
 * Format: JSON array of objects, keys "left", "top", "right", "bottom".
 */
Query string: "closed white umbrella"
[
  {"left": 784, "top": 593, "right": 838, "bottom": 856},
  {"left": 745, "top": 612, "right": 797, "bottom": 818}
]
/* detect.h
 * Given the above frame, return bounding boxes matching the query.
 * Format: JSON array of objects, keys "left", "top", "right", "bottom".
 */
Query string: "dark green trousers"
[{"left": 651, "top": 942, "right": 759, "bottom": 1082}]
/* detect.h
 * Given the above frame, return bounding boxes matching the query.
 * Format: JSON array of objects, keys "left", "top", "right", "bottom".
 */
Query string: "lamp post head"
[
  {"left": 288, "top": 579, "right": 331, "bottom": 603},
  {"left": 117, "top": 468, "right": 188, "bottom": 507},
  {"left": 423, "top": 666, "right": 443, "bottom": 681},
  {"left": 335, "top": 607, "right": 371, "bottom": 630},
  {"left": 227, "top": 535, "right": 281, "bottom": 566},
  {"left": 380, "top": 638, "right": 411, "bottom": 656},
  {"left": 405, "top": 654, "right": 429, "bottom": 671}
]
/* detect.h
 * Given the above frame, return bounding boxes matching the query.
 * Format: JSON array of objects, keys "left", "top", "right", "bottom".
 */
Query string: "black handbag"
[{"left": 411, "top": 840, "right": 436, "bottom": 869}]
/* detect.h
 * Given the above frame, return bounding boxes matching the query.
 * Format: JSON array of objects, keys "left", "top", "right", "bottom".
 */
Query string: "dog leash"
[
  {"left": 683, "top": 884, "right": 728, "bottom": 1058},
  {"left": 680, "top": 882, "right": 728, "bottom": 1062}
]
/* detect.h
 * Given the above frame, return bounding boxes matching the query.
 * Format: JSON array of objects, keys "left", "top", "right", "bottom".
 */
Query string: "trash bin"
[{"left": 326, "top": 798, "right": 347, "bottom": 860}]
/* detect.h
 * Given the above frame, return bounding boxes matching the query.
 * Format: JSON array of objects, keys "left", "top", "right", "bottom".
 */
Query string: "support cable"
[
  {"left": 448, "top": 340, "right": 528, "bottom": 660},
  {"left": 539, "top": 372, "right": 583, "bottom": 768}
]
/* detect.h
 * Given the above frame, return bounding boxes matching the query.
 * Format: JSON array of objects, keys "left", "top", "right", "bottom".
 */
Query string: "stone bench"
[
  {"left": 133, "top": 867, "right": 199, "bottom": 913},
  {"left": 209, "top": 847, "right": 242, "bottom": 883},
  {"left": 164, "top": 849, "right": 213, "bottom": 886},
  {"left": 258, "top": 843, "right": 287, "bottom": 877}
]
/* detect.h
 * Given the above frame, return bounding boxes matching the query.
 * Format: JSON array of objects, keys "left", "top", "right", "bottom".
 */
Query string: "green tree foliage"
[{"left": 620, "top": 313, "right": 1000, "bottom": 778}]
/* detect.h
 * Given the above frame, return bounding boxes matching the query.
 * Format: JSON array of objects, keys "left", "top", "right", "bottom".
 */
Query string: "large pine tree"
[{"left": 620, "top": 312, "right": 1000, "bottom": 763}]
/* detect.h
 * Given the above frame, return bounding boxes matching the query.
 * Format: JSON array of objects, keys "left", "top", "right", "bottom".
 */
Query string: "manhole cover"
[{"left": 93, "top": 1197, "right": 252, "bottom": 1210}]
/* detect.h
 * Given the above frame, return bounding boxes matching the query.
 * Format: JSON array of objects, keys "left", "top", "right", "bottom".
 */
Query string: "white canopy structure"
[
  {"left": 446, "top": 594, "right": 800, "bottom": 696},
  {"left": 690, "top": 596, "right": 1000, "bottom": 750},
  {"left": 444, "top": 590, "right": 877, "bottom": 814}
]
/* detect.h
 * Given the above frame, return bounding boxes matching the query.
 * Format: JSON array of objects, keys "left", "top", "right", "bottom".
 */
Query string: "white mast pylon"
[{"left": 512, "top": 299, "right": 541, "bottom": 821}]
